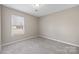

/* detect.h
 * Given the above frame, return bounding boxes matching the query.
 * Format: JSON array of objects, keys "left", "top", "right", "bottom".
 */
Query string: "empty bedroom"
[{"left": 0, "top": 4, "right": 79, "bottom": 54}]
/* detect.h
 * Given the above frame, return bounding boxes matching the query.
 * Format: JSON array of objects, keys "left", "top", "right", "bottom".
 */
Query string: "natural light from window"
[{"left": 11, "top": 15, "right": 24, "bottom": 36}]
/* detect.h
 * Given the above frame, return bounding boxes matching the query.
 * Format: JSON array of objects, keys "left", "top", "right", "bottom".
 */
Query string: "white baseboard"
[
  {"left": 39, "top": 35, "right": 79, "bottom": 47},
  {"left": 2, "top": 36, "right": 37, "bottom": 46},
  {"left": 2, "top": 35, "right": 79, "bottom": 47}
]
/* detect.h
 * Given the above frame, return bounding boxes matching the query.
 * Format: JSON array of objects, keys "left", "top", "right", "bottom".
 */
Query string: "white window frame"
[{"left": 11, "top": 15, "right": 25, "bottom": 36}]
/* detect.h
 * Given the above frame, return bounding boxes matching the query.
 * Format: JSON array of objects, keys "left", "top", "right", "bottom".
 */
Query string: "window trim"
[{"left": 11, "top": 15, "right": 25, "bottom": 36}]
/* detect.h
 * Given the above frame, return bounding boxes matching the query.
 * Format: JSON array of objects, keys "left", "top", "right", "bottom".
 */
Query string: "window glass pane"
[{"left": 11, "top": 15, "right": 24, "bottom": 36}]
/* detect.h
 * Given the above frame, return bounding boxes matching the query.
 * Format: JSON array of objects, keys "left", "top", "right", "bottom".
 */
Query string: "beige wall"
[
  {"left": 1, "top": 6, "right": 38, "bottom": 45},
  {"left": 1, "top": 5, "right": 79, "bottom": 47},
  {"left": 39, "top": 6, "right": 79, "bottom": 46},
  {"left": 0, "top": 5, "right": 1, "bottom": 51}
]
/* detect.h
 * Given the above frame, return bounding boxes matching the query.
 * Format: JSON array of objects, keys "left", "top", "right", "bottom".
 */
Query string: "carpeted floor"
[{"left": 1, "top": 37, "right": 79, "bottom": 54}]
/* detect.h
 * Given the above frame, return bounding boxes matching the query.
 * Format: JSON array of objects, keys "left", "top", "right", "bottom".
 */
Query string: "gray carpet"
[{"left": 1, "top": 37, "right": 79, "bottom": 54}]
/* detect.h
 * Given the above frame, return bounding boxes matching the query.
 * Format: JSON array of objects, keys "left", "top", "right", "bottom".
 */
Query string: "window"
[{"left": 11, "top": 15, "right": 24, "bottom": 36}]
